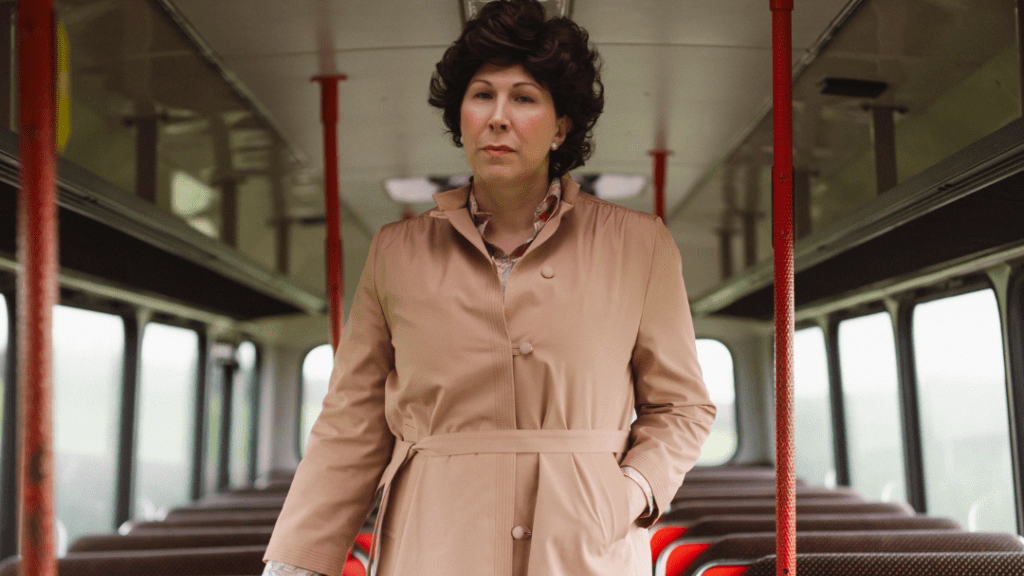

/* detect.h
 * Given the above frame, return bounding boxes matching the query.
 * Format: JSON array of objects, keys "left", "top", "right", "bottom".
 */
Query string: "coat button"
[
  {"left": 511, "top": 525, "right": 530, "bottom": 540},
  {"left": 541, "top": 265, "right": 554, "bottom": 278},
  {"left": 519, "top": 342, "right": 533, "bottom": 355}
]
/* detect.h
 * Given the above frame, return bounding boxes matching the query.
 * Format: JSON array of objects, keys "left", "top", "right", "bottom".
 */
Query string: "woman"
[{"left": 263, "top": 1, "right": 715, "bottom": 575}]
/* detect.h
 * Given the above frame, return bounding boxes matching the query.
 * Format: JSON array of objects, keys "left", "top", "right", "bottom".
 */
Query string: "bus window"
[
  {"left": 230, "top": 342, "right": 257, "bottom": 487},
  {"left": 794, "top": 326, "right": 836, "bottom": 487},
  {"left": 912, "top": 289, "right": 1014, "bottom": 532},
  {"left": 838, "top": 312, "right": 906, "bottom": 503},
  {"left": 135, "top": 323, "right": 198, "bottom": 520},
  {"left": 694, "top": 339, "right": 737, "bottom": 465},
  {"left": 300, "top": 344, "right": 334, "bottom": 454},
  {"left": 53, "top": 306, "right": 125, "bottom": 551},
  {"left": 0, "top": 295, "right": 7, "bottom": 506}
]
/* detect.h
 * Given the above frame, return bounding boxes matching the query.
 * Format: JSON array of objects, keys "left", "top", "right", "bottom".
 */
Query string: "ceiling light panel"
[{"left": 463, "top": 0, "right": 572, "bottom": 23}]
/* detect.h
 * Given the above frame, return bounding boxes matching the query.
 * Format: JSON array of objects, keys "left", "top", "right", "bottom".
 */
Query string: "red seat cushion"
[
  {"left": 342, "top": 556, "right": 366, "bottom": 576},
  {"left": 664, "top": 542, "right": 712, "bottom": 576},
  {"left": 353, "top": 532, "right": 374, "bottom": 554},
  {"left": 650, "top": 525, "right": 689, "bottom": 562}
]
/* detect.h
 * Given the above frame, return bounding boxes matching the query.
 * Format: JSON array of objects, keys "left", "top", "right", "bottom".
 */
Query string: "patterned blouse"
[
  {"left": 467, "top": 177, "right": 561, "bottom": 293},
  {"left": 262, "top": 178, "right": 654, "bottom": 576}
]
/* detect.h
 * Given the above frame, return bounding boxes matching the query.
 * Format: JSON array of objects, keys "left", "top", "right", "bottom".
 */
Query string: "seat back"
[
  {"left": 663, "top": 500, "right": 912, "bottom": 522},
  {"left": 0, "top": 546, "right": 267, "bottom": 576},
  {"left": 68, "top": 530, "right": 273, "bottom": 553},
  {"left": 668, "top": 530, "right": 1024, "bottom": 576},
  {"left": 153, "top": 509, "right": 280, "bottom": 527},
  {"left": 124, "top": 526, "right": 276, "bottom": 538},
  {"left": 683, "top": 514, "right": 961, "bottom": 537},
  {"left": 674, "top": 485, "right": 861, "bottom": 502},
  {"left": 718, "top": 551, "right": 1024, "bottom": 576}
]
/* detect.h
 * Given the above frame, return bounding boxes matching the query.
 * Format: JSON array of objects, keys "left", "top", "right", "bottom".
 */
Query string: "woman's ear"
[{"left": 555, "top": 116, "right": 572, "bottom": 147}]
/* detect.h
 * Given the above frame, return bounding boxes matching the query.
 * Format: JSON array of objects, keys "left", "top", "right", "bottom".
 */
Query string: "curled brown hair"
[{"left": 428, "top": 0, "right": 604, "bottom": 178}]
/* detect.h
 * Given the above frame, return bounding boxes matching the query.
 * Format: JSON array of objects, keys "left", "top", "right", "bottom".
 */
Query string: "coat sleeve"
[
  {"left": 264, "top": 228, "right": 396, "bottom": 576},
  {"left": 620, "top": 217, "right": 716, "bottom": 527}
]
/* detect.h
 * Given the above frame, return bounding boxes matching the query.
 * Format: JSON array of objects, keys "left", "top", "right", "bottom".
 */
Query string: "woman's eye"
[
  {"left": 474, "top": 92, "right": 492, "bottom": 99},
  {"left": 516, "top": 95, "right": 535, "bottom": 103}
]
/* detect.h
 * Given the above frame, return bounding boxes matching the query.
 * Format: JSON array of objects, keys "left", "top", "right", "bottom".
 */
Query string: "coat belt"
[{"left": 367, "top": 429, "right": 631, "bottom": 576}]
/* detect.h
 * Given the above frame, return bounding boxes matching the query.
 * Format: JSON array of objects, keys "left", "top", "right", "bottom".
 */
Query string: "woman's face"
[{"left": 460, "top": 63, "right": 570, "bottom": 188}]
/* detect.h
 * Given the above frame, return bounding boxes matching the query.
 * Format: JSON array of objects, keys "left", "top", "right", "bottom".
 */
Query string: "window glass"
[
  {"left": 300, "top": 344, "right": 334, "bottom": 453},
  {"left": 838, "top": 312, "right": 906, "bottom": 503},
  {"left": 53, "top": 306, "right": 124, "bottom": 551},
  {"left": 229, "top": 342, "right": 257, "bottom": 487},
  {"left": 695, "top": 339, "right": 737, "bottom": 465},
  {"left": 0, "top": 294, "right": 7, "bottom": 507},
  {"left": 135, "top": 323, "right": 198, "bottom": 520},
  {"left": 913, "top": 289, "right": 1014, "bottom": 532},
  {"left": 794, "top": 326, "right": 836, "bottom": 487}
]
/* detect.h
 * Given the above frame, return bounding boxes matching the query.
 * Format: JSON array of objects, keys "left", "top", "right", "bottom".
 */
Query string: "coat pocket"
[{"left": 595, "top": 452, "right": 632, "bottom": 542}]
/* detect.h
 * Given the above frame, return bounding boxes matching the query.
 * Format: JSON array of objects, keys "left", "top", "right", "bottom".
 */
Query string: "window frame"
[
  {"left": 903, "top": 279, "right": 1016, "bottom": 531},
  {"left": 900, "top": 277, "right": 997, "bottom": 512},
  {"left": 1006, "top": 267, "right": 1024, "bottom": 535}
]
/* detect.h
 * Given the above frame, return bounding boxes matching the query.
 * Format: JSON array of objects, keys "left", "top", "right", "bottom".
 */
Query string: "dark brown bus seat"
[
  {"left": 156, "top": 509, "right": 281, "bottom": 526},
  {"left": 683, "top": 514, "right": 962, "bottom": 538},
  {"left": 0, "top": 546, "right": 266, "bottom": 576},
  {"left": 664, "top": 531, "right": 1024, "bottom": 576},
  {"left": 68, "top": 530, "right": 274, "bottom": 553},
  {"left": 662, "top": 499, "right": 913, "bottom": 522},
  {"left": 721, "top": 551, "right": 1024, "bottom": 576},
  {"left": 673, "top": 485, "right": 862, "bottom": 502}
]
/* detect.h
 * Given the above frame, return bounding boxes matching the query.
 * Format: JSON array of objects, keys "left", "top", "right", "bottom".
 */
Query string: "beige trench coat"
[{"left": 264, "top": 176, "right": 716, "bottom": 576}]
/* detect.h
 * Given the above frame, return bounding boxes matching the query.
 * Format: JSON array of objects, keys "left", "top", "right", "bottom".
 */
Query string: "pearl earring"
[{"left": 551, "top": 143, "right": 558, "bottom": 150}]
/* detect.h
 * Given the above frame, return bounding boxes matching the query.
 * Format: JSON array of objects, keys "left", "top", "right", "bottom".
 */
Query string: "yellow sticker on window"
[{"left": 57, "top": 20, "right": 70, "bottom": 153}]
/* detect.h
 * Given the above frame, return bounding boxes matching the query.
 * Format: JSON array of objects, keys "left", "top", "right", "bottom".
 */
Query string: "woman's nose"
[{"left": 488, "top": 102, "right": 509, "bottom": 131}]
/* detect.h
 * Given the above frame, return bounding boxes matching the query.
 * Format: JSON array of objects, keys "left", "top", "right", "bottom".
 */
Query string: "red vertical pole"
[
  {"left": 313, "top": 74, "right": 347, "bottom": 352},
  {"left": 17, "top": 1, "right": 58, "bottom": 576},
  {"left": 770, "top": 1, "right": 796, "bottom": 575},
  {"left": 649, "top": 150, "right": 670, "bottom": 221}
]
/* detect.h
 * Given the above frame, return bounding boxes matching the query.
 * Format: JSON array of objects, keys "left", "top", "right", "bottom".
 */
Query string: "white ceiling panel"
[{"left": 171, "top": 0, "right": 461, "bottom": 56}]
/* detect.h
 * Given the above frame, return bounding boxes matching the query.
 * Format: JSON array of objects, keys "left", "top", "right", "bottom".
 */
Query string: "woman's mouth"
[{"left": 483, "top": 145, "right": 513, "bottom": 157}]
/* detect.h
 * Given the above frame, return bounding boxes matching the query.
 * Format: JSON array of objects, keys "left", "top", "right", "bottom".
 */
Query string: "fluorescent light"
[
  {"left": 462, "top": 0, "right": 572, "bottom": 23},
  {"left": 385, "top": 178, "right": 441, "bottom": 203},
  {"left": 171, "top": 170, "right": 214, "bottom": 217},
  {"left": 384, "top": 176, "right": 471, "bottom": 203},
  {"left": 593, "top": 174, "right": 646, "bottom": 199},
  {"left": 572, "top": 173, "right": 646, "bottom": 200}
]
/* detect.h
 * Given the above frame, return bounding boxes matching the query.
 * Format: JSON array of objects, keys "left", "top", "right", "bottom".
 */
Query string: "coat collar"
[{"left": 429, "top": 175, "right": 579, "bottom": 261}]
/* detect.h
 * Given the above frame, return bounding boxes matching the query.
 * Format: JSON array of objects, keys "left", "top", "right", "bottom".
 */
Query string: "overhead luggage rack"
[
  {"left": 691, "top": 118, "right": 1024, "bottom": 320},
  {"left": 0, "top": 129, "right": 325, "bottom": 321}
]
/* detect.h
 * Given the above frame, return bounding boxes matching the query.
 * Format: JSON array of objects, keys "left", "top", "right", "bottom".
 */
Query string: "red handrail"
[
  {"left": 313, "top": 74, "right": 347, "bottom": 351},
  {"left": 649, "top": 149, "right": 670, "bottom": 221},
  {"left": 770, "top": 1, "right": 796, "bottom": 576},
  {"left": 17, "top": 1, "right": 59, "bottom": 575}
]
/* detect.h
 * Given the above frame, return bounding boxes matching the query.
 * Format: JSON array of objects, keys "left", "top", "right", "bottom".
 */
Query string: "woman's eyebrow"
[{"left": 467, "top": 79, "right": 540, "bottom": 90}]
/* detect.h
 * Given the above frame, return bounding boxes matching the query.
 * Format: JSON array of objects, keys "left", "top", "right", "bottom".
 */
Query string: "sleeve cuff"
[
  {"left": 263, "top": 561, "right": 327, "bottom": 576},
  {"left": 620, "top": 465, "right": 656, "bottom": 519}
]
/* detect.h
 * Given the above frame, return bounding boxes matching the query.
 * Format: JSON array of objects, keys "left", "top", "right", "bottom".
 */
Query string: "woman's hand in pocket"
[{"left": 624, "top": 476, "right": 648, "bottom": 522}]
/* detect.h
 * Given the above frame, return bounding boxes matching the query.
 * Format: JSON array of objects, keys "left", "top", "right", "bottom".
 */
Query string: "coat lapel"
[{"left": 430, "top": 185, "right": 492, "bottom": 261}]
